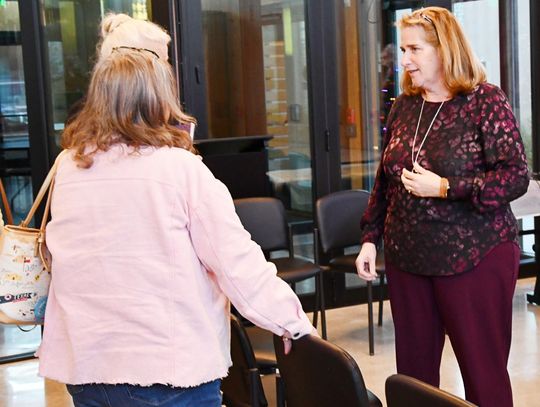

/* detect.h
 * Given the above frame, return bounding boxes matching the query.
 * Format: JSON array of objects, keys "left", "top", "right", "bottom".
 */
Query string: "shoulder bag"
[{"left": 0, "top": 150, "right": 66, "bottom": 325}]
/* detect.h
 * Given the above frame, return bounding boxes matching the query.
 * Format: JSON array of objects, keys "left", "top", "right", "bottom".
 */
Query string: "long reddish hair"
[{"left": 398, "top": 7, "right": 486, "bottom": 96}]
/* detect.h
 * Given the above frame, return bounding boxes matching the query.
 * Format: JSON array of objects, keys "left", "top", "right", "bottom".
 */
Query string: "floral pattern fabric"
[{"left": 360, "top": 82, "right": 529, "bottom": 276}]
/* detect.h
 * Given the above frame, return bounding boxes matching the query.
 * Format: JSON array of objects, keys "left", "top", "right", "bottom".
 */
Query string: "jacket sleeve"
[
  {"left": 186, "top": 161, "right": 313, "bottom": 339},
  {"left": 446, "top": 86, "right": 529, "bottom": 213},
  {"left": 360, "top": 97, "right": 400, "bottom": 246}
]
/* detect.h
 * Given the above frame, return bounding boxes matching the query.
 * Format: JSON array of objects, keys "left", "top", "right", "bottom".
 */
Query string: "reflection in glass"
[
  {"left": 515, "top": 0, "right": 533, "bottom": 255},
  {"left": 516, "top": 0, "right": 532, "bottom": 166},
  {"left": 0, "top": 1, "right": 31, "bottom": 224},
  {"left": 201, "top": 0, "right": 312, "bottom": 213},
  {"left": 0, "top": 0, "right": 41, "bottom": 362},
  {"left": 336, "top": 0, "right": 382, "bottom": 195},
  {"left": 41, "top": 0, "right": 152, "bottom": 147},
  {"left": 453, "top": 1, "right": 500, "bottom": 86}
]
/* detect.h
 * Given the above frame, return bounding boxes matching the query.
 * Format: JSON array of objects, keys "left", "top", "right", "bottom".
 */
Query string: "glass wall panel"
[
  {"left": 0, "top": 1, "right": 31, "bottom": 224},
  {"left": 335, "top": 0, "right": 384, "bottom": 289},
  {"left": 41, "top": 0, "right": 153, "bottom": 148},
  {"left": 336, "top": 2, "right": 420, "bottom": 197},
  {"left": 336, "top": 0, "right": 380, "bottom": 195},
  {"left": 201, "top": 0, "right": 312, "bottom": 213},
  {"left": 0, "top": 0, "right": 41, "bottom": 362},
  {"left": 516, "top": 0, "right": 532, "bottom": 166},
  {"left": 514, "top": 0, "right": 533, "bottom": 255},
  {"left": 452, "top": 1, "right": 500, "bottom": 86}
]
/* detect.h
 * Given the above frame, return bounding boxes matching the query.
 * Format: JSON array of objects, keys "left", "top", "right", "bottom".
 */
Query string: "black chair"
[
  {"left": 221, "top": 315, "right": 270, "bottom": 407},
  {"left": 244, "top": 324, "right": 277, "bottom": 376},
  {"left": 273, "top": 334, "right": 382, "bottom": 407},
  {"left": 315, "top": 189, "right": 385, "bottom": 355},
  {"left": 234, "top": 197, "right": 326, "bottom": 338},
  {"left": 385, "top": 374, "right": 477, "bottom": 407}
]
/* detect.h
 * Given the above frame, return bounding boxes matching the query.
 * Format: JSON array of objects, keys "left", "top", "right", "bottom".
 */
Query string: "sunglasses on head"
[
  {"left": 418, "top": 11, "right": 440, "bottom": 43},
  {"left": 112, "top": 46, "right": 160, "bottom": 59}
]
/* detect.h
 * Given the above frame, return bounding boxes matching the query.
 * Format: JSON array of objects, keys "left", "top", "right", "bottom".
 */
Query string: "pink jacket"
[{"left": 37, "top": 146, "right": 313, "bottom": 387}]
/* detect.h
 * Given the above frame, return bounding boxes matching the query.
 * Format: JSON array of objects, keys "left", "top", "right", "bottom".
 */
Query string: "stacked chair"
[
  {"left": 315, "top": 189, "right": 386, "bottom": 355},
  {"left": 234, "top": 197, "right": 326, "bottom": 337}
]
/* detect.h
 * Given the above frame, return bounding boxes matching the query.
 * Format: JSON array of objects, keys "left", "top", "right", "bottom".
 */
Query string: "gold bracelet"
[{"left": 440, "top": 177, "right": 449, "bottom": 198}]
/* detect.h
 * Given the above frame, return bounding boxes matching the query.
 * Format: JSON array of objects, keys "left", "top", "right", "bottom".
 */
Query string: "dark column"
[
  {"left": 19, "top": 0, "right": 53, "bottom": 195},
  {"left": 499, "top": 0, "right": 520, "bottom": 110},
  {"left": 527, "top": 0, "right": 540, "bottom": 305}
]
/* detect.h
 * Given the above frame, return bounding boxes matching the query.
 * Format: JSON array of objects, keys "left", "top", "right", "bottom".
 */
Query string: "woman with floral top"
[{"left": 355, "top": 7, "right": 528, "bottom": 407}]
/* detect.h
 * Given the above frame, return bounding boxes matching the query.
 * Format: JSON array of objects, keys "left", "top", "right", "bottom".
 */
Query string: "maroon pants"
[{"left": 386, "top": 242, "right": 519, "bottom": 407}]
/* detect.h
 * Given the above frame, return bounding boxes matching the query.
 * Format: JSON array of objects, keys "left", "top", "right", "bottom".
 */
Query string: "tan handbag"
[{"left": 0, "top": 151, "right": 66, "bottom": 325}]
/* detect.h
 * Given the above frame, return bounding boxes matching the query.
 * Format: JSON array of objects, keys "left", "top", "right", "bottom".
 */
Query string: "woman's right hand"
[
  {"left": 355, "top": 242, "right": 378, "bottom": 281},
  {"left": 282, "top": 327, "right": 319, "bottom": 355}
]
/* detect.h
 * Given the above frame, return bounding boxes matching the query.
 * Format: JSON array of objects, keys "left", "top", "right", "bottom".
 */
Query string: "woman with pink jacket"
[{"left": 37, "top": 13, "right": 315, "bottom": 407}]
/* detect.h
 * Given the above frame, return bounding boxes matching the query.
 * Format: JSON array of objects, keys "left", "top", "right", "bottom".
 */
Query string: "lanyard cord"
[{"left": 411, "top": 99, "right": 445, "bottom": 166}]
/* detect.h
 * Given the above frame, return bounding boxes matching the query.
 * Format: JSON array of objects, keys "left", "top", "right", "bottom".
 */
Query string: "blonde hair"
[
  {"left": 62, "top": 17, "right": 196, "bottom": 168},
  {"left": 98, "top": 13, "right": 170, "bottom": 61},
  {"left": 398, "top": 7, "right": 486, "bottom": 96}
]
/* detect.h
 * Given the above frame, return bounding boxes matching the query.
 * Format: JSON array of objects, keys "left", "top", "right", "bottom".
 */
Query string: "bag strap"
[
  {"left": 20, "top": 150, "right": 68, "bottom": 229},
  {"left": 0, "top": 179, "right": 13, "bottom": 225}
]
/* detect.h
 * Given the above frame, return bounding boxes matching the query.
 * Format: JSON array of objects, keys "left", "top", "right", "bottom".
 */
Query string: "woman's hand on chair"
[
  {"left": 282, "top": 333, "right": 292, "bottom": 355},
  {"left": 355, "top": 242, "right": 378, "bottom": 281},
  {"left": 282, "top": 327, "right": 319, "bottom": 355}
]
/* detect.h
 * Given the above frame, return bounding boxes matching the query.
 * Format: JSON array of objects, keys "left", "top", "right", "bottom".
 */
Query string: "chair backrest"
[
  {"left": 385, "top": 374, "right": 477, "bottom": 407},
  {"left": 273, "top": 334, "right": 373, "bottom": 407},
  {"left": 221, "top": 315, "right": 268, "bottom": 407},
  {"left": 316, "top": 189, "right": 370, "bottom": 253},
  {"left": 234, "top": 197, "right": 288, "bottom": 252}
]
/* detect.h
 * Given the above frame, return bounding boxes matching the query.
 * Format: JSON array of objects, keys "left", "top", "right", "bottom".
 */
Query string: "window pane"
[
  {"left": 41, "top": 0, "right": 153, "bottom": 147},
  {"left": 516, "top": 0, "right": 533, "bottom": 254},
  {"left": 517, "top": 0, "right": 532, "bottom": 166},
  {"left": 452, "top": 1, "right": 500, "bottom": 86},
  {"left": 0, "top": 1, "right": 32, "bottom": 225},
  {"left": 0, "top": 0, "right": 42, "bottom": 361},
  {"left": 201, "top": 0, "right": 312, "bottom": 213}
]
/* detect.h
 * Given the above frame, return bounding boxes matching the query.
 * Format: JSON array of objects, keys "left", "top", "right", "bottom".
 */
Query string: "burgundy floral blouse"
[{"left": 360, "top": 82, "right": 529, "bottom": 276}]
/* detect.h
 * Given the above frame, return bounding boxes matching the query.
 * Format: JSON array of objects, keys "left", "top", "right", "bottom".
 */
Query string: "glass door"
[
  {"left": 0, "top": 0, "right": 41, "bottom": 363},
  {"left": 41, "top": 0, "right": 155, "bottom": 151},
  {"left": 452, "top": 0, "right": 500, "bottom": 86},
  {"left": 200, "top": 0, "right": 313, "bottom": 215}
]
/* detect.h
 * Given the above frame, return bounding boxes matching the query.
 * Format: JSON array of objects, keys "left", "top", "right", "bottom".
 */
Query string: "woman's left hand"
[{"left": 401, "top": 162, "right": 441, "bottom": 198}]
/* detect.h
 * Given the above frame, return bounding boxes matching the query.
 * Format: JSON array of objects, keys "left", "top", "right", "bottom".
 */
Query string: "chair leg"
[
  {"left": 319, "top": 272, "right": 327, "bottom": 340},
  {"left": 312, "top": 277, "right": 319, "bottom": 329},
  {"left": 249, "top": 368, "right": 262, "bottom": 407},
  {"left": 367, "top": 280, "right": 374, "bottom": 356},
  {"left": 276, "top": 372, "right": 286, "bottom": 407},
  {"left": 311, "top": 273, "right": 327, "bottom": 340},
  {"left": 378, "top": 272, "right": 385, "bottom": 327}
]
